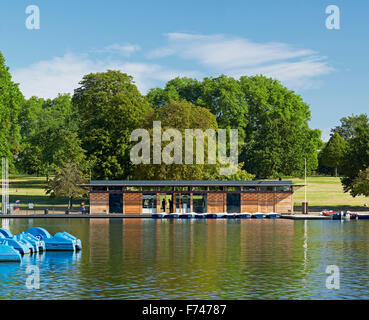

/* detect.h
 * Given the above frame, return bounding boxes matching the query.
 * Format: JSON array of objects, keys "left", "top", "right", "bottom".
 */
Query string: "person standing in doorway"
[{"left": 162, "top": 198, "right": 166, "bottom": 213}]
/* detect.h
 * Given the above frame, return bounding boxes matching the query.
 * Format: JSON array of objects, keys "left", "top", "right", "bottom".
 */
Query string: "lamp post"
[{"left": 302, "top": 158, "right": 308, "bottom": 214}]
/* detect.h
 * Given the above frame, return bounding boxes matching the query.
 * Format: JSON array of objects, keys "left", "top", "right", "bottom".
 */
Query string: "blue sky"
[{"left": 1, "top": 0, "right": 368, "bottom": 140}]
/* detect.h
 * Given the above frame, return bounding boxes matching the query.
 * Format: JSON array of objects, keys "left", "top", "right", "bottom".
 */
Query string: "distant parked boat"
[
  {"left": 152, "top": 213, "right": 165, "bottom": 219},
  {"left": 0, "top": 243, "right": 22, "bottom": 262},
  {"left": 235, "top": 213, "right": 252, "bottom": 219},
  {"left": 206, "top": 213, "right": 223, "bottom": 219},
  {"left": 164, "top": 213, "right": 180, "bottom": 219},
  {"left": 26, "top": 227, "right": 82, "bottom": 251},
  {"left": 321, "top": 210, "right": 336, "bottom": 217},
  {"left": 356, "top": 214, "right": 369, "bottom": 220},
  {"left": 180, "top": 213, "right": 195, "bottom": 219},
  {"left": 266, "top": 213, "right": 281, "bottom": 219},
  {"left": 252, "top": 213, "right": 266, "bottom": 219},
  {"left": 224, "top": 213, "right": 236, "bottom": 219},
  {"left": 194, "top": 213, "right": 207, "bottom": 219}
]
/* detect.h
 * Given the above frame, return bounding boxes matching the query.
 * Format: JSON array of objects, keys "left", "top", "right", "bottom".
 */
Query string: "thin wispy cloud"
[
  {"left": 11, "top": 33, "right": 333, "bottom": 99},
  {"left": 103, "top": 43, "right": 141, "bottom": 56},
  {"left": 12, "top": 53, "right": 201, "bottom": 98},
  {"left": 148, "top": 33, "right": 334, "bottom": 89}
]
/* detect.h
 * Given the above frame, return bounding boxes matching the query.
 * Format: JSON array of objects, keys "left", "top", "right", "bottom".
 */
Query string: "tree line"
[{"left": 1, "top": 50, "right": 368, "bottom": 204}]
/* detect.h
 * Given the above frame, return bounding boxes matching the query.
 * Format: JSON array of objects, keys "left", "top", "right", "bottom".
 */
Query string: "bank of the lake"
[{"left": 1, "top": 218, "right": 369, "bottom": 299}]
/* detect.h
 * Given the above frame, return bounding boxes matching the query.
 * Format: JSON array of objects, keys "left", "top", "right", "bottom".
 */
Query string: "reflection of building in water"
[
  {"left": 84, "top": 180, "right": 303, "bottom": 214},
  {"left": 0, "top": 218, "right": 10, "bottom": 230},
  {"left": 89, "top": 219, "right": 110, "bottom": 263},
  {"left": 122, "top": 219, "right": 143, "bottom": 261}
]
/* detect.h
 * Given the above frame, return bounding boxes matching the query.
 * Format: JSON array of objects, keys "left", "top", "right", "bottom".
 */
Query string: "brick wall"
[{"left": 207, "top": 193, "right": 226, "bottom": 213}]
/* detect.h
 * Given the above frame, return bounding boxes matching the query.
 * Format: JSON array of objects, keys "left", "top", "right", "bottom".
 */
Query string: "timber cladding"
[
  {"left": 90, "top": 193, "right": 109, "bottom": 214},
  {"left": 124, "top": 193, "right": 143, "bottom": 214},
  {"left": 241, "top": 193, "right": 293, "bottom": 214},
  {"left": 207, "top": 193, "right": 226, "bottom": 213}
]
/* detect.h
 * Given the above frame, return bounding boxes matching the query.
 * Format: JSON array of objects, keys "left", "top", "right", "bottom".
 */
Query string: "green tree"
[
  {"left": 0, "top": 51, "right": 24, "bottom": 167},
  {"left": 341, "top": 123, "right": 369, "bottom": 197},
  {"left": 46, "top": 161, "right": 88, "bottom": 209},
  {"left": 332, "top": 114, "right": 369, "bottom": 141},
  {"left": 132, "top": 99, "right": 221, "bottom": 180},
  {"left": 320, "top": 133, "right": 347, "bottom": 176},
  {"left": 350, "top": 168, "right": 369, "bottom": 197},
  {"left": 17, "top": 94, "right": 76, "bottom": 178},
  {"left": 147, "top": 75, "right": 249, "bottom": 142},
  {"left": 239, "top": 75, "right": 321, "bottom": 178},
  {"left": 72, "top": 70, "right": 151, "bottom": 179}
]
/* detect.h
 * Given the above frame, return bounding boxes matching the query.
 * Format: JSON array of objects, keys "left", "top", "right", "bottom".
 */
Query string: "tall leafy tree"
[
  {"left": 17, "top": 94, "right": 77, "bottom": 178},
  {"left": 132, "top": 99, "right": 218, "bottom": 180},
  {"left": 239, "top": 75, "right": 321, "bottom": 178},
  {"left": 0, "top": 51, "right": 24, "bottom": 167},
  {"left": 46, "top": 161, "right": 88, "bottom": 209},
  {"left": 319, "top": 132, "right": 347, "bottom": 176},
  {"left": 341, "top": 123, "right": 369, "bottom": 197},
  {"left": 147, "top": 75, "right": 249, "bottom": 142},
  {"left": 72, "top": 70, "right": 152, "bottom": 179},
  {"left": 332, "top": 114, "right": 369, "bottom": 141}
]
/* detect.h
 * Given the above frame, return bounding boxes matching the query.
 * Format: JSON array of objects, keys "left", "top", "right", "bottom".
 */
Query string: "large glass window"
[
  {"left": 142, "top": 194, "right": 157, "bottom": 214},
  {"left": 276, "top": 186, "right": 292, "bottom": 192},
  {"left": 259, "top": 186, "right": 275, "bottom": 192},
  {"left": 193, "top": 193, "right": 207, "bottom": 213},
  {"left": 176, "top": 194, "right": 190, "bottom": 213}
]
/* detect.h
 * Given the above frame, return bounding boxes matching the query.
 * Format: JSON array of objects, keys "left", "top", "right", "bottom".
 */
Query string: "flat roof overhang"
[{"left": 82, "top": 180, "right": 305, "bottom": 188}]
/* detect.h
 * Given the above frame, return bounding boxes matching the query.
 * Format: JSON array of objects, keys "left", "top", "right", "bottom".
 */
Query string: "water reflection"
[{"left": 2, "top": 218, "right": 369, "bottom": 299}]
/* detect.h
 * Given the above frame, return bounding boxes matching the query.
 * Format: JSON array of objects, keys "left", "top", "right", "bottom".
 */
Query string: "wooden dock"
[{"left": 0, "top": 213, "right": 332, "bottom": 220}]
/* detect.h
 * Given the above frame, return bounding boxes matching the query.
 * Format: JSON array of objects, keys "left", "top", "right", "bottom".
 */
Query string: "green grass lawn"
[
  {"left": 1, "top": 174, "right": 368, "bottom": 211},
  {"left": 4, "top": 174, "right": 87, "bottom": 210},
  {"left": 292, "top": 176, "right": 368, "bottom": 210}
]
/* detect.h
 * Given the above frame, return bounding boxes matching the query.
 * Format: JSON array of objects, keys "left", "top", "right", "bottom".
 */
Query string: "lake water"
[{"left": 1, "top": 218, "right": 369, "bottom": 300}]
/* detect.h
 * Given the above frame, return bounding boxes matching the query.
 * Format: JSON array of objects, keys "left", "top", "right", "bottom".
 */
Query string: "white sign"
[{"left": 28, "top": 203, "right": 34, "bottom": 209}]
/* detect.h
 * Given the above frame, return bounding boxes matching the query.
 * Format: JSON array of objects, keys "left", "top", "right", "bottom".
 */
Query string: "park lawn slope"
[{"left": 292, "top": 176, "right": 368, "bottom": 209}]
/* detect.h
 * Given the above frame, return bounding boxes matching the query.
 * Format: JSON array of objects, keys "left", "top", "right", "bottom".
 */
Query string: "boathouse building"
[{"left": 85, "top": 180, "right": 301, "bottom": 215}]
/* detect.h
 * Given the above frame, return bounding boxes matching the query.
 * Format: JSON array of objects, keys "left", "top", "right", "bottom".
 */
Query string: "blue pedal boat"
[
  {"left": 0, "top": 243, "right": 22, "bottom": 262},
  {"left": 206, "top": 213, "right": 223, "bottom": 219},
  {"left": 224, "top": 213, "right": 236, "bottom": 219},
  {"left": 252, "top": 213, "right": 266, "bottom": 219},
  {"left": 17, "top": 232, "right": 46, "bottom": 252},
  {"left": 237, "top": 213, "right": 252, "bottom": 219},
  {"left": 164, "top": 213, "right": 180, "bottom": 219},
  {"left": 266, "top": 213, "right": 281, "bottom": 219},
  {"left": 0, "top": 228, "right": 45, "bottom": 253},
  {"left": 180, "top": 213, "right": 195, "bottom": 219},
  {"left": 194, "top": 213, "right": 207, "bottom": 219},
  {"left": 26, "top": 227, "right": 82, "bottom": 251},
  {"left": 0, "top": 229, "right": 33, "bottom": 254},
  {"left": 152, "top": 213, "right": 165, "bottom": 219},
  {"left": 0, "top": 237, "right": 31, "bottom": 255}
]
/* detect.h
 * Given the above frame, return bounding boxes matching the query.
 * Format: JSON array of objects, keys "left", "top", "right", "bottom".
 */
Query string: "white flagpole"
[{"left": 305, "top": 158, "right": 307, "bottom": 204}]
